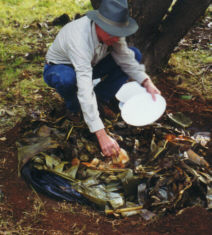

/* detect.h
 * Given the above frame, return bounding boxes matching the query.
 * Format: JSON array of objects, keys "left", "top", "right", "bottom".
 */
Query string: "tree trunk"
[
  {"left": 90, "top": 0, "right": 211, "bottom": 74},
  {"left": 127, "top": 0, "right": 173, "bottom": 50},
  {"left": 142, "top": 0, "right": 211, "bottom": 73}
]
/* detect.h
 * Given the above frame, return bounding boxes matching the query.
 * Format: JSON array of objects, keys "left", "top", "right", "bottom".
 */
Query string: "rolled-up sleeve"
[{"left": 111, "top": 38, "right": 150, "bottom": 84}]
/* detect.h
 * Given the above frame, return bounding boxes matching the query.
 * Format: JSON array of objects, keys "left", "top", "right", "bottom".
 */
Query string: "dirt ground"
[
  {"left": 0, "top": 77, "right": 212, "bottom": 235},
  {"left": 0, "top": 10, "right": 212, "bottom": 235}
]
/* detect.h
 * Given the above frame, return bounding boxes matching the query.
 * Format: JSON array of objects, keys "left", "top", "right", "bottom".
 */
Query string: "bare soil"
[{"left": 0, "top": 77, "right": 212, "bottom": 234}]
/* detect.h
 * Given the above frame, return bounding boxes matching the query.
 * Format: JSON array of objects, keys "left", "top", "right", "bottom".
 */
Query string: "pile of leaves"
[{"left": 17, "top": 112, "right": 212, "bottom": 220}]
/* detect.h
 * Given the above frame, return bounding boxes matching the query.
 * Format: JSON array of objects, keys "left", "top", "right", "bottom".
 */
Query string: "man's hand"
[
  {"left": 95, "top": 129, "right": 120, "bottom": 157},
  {"left": 142, "top": 78, "right": 161, "bottom": 101}
]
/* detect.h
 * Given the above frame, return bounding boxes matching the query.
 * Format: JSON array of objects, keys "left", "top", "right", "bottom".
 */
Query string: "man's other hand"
[{"left": 142, "top": 78, "right": 161, "bottom": 101}]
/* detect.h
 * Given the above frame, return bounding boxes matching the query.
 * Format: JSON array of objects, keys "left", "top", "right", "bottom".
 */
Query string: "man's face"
[{"left": 95, "top": 24, "right": 119, "bottom": 46}]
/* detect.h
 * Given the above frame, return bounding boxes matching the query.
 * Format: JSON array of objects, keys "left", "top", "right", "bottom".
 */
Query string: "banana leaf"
[
  {"left": 167, "top": 112, "right": 192, "bottom": 128},
  {"left": 17, "top": 137, "right": 59, "bottom": 175},
  {"left": 18, "top": 116, "right": 212, "bottom": 218},
  {"left": 73, "top": 183, "right": 124, "bottom": 209},
  {"left": 206, "top": 185, "right": 212, "bottom": 209}
]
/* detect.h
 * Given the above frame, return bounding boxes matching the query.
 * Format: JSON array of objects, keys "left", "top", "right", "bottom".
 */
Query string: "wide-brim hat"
[{"left": 86, "top": 0, "right": 138, "bottom": 37}]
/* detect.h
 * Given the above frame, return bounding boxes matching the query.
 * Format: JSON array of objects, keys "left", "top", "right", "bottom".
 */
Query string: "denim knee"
[
  {"left": 44, "top": 72, "right": 60, "bottom": 88},
  {"left": 129, "top": 47, "right": 142, "bottom": 63},
  {"left": 43, "top": 64, "right": 55, "bottom": 87},
  {"left": 43, "top": 65, "right": 76, "bottom": 91}
]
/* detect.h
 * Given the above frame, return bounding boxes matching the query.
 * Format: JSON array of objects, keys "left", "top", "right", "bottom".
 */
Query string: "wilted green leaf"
[
  {"left": 44, "top": 154, "right": 61, "bottom": 169},
  {"left": 167, "top": 112, "right": 192, "bottom": 128}
]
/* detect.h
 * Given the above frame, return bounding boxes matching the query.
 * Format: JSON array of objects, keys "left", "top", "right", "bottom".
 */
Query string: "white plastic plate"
[
  {"left": 118, "top": 102, "right": 124, "bottom": 110},
  {"left": 121, "top": 93, "right": 166, "bottom": 126},
  {"left": 115, "top": 81, "right": 146, "bottom": 103}
]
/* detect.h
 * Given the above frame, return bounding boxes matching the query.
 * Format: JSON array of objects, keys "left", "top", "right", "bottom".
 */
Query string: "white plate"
[
  {"left": 115, "top": 81, "right": 146, "bottom": 103},
  {"left": 119, "top": 102, "right": 124, "bottom": 110},
  {"left": 121, "top": 93, "right": 166, "bottom": 126}
]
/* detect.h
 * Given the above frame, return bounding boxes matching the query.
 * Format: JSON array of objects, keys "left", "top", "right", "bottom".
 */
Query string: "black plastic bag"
[{"left": 21, "top": 163, "right": 89, "bottom": 204}]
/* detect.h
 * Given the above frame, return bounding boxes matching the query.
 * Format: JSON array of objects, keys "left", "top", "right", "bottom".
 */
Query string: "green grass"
[
  {"left": 168, "top": 49, "right": 212, "bottom": 99},
  {"left": 0, "top": 0, "right": 92, "bottom": 134}
]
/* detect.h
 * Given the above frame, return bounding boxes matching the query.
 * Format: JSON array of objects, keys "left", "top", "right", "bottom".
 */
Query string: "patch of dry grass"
[{"left": 168, "top": 49, "right": 212, "bottom": 100}]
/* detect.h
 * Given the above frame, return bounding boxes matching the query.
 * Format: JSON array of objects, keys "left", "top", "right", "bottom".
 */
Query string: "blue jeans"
[{"left": 43, "top": 47, "right": 142, "bottom": 112}]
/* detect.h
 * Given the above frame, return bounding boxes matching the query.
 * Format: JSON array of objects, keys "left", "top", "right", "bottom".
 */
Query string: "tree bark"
[
  {"left": 143, "top": 0, "right": 211, "bottom": 73},
  {"left": 90, "top": 0, "right": 211, "bottom": 74},
  {"left": 127, "top": 0, "right": 173, "bottom": 50}
]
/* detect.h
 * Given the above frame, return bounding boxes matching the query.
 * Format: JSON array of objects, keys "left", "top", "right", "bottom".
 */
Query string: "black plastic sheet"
[{"left": 21, "top": 163, "right": 89, "bottom": 204}]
